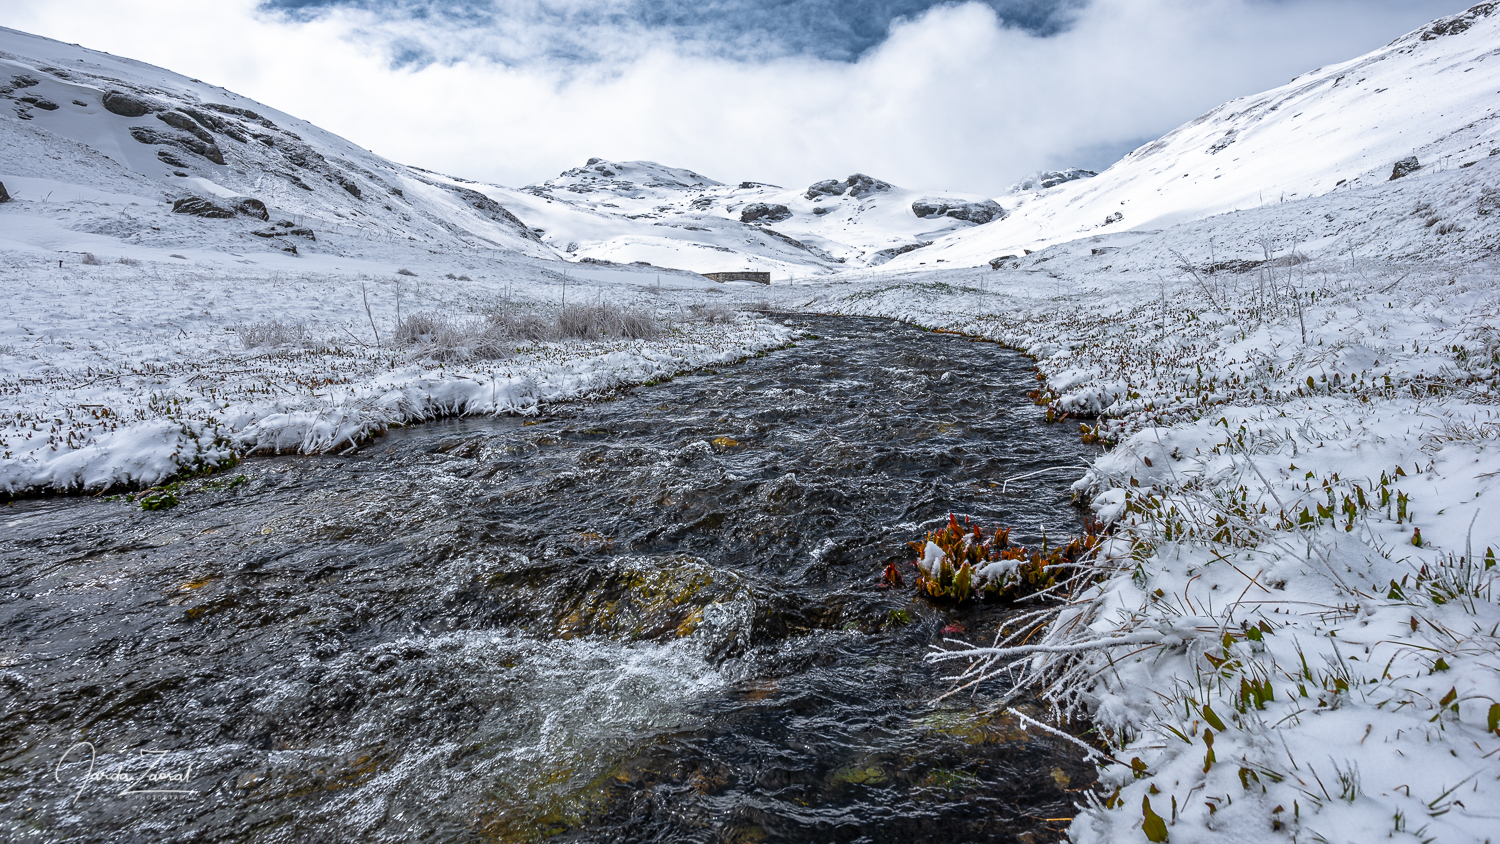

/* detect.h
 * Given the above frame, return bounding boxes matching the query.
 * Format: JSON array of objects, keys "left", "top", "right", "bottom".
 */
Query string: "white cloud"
[{"left": 0, "top": 0, "right": 1464, "bottom": 194}]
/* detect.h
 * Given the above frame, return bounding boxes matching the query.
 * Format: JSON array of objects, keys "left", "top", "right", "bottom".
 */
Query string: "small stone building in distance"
[{"left": 702, "top": 271, "right": 771, "bottom": 285}]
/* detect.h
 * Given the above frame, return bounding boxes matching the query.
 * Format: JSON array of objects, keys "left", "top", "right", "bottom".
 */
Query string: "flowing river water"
[{"left": 1, "top": 315, "right": 1099, "bottom": 843}]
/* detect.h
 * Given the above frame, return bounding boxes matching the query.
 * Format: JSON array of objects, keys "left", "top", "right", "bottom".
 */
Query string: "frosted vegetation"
[
  {"left": 0, "top": 262, "right": 788, "bottom": 494},
  {"left": 789, "top": 237, "right": 1499, "bottom": 842}
]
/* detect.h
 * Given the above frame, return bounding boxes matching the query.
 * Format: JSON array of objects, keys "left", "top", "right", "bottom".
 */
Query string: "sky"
[{"left": 0, "top": 0, "right": 1468, "bottom": 195}]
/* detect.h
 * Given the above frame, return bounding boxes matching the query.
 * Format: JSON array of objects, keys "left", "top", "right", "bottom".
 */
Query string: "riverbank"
[
  {"left": 776, "top": 251, "right": 1500, "bottom": 842},
  {"left": 0, "top": 255, "right": 791, "bottom": 497}
]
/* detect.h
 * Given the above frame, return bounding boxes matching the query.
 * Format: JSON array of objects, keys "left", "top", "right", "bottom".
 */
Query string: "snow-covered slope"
[
  {"left": 890, "top": 2, "right": 1500, "bottom": 269},
  {"left": 0, "top": 25, "right": 555, "bottom": 267},
  {"left": 480, "top": 159, "right": 1011, "bottom": 276},
  {"left": 0, "top": 26, "right": 1020, "bottom": 281}
]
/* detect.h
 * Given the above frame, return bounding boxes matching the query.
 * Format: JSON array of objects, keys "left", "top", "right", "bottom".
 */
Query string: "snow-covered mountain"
[
  {"left": 0, "top": 26, "right": 566, "bottom": 270},
  {"left": 477, "top": 158, "right": 1009, "bottom": 276},
  {"left": 0, "top": 26, "right": 1015, "bottom": 280},
  {"left": 888, "top": 1, "right": 1500, "bottom": 270}
]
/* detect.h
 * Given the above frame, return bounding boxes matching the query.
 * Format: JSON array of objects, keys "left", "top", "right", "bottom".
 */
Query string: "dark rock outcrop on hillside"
[
  {"left": 740, "top": 202, "right": 792, "bottom": 224},
  {"left": 441, "top": 185, "right": 542, "bottom": 242},
  {"left": 805, "top": 178, "right": 844, "bottom": 200},
  {"left": 845, "top": 173, "right": 893, "bottom": 198},
  {"left": 253, "top": 222, "right": 316, "bottom": 240},
  {"left": 234, "top": 198, "right": 270, "bottom": 221},
  {"left": 18, "top": 95, "right": 58, "bottom": 110},
  {"left": 201, "top": 103, "right": 278, "bottom": 130},
  {"left": 911, "top": 198, "right": 1007, "bottom": 225},
  {"left": 0, "top": 181, "right": 10, "bottom": 203},
  {"left": 805, "top": 173, "right": 895, "bottom": 201},
  {"left": 1390, "top": 156, "right": 1422, "bottom": 180},
  {"left": 171, "top": 196, "right": 235, "bottom": 218},
  {"left": 1011, "top": 168, "right": 1097, "bottom": 192},
  {"left": 869, "top": 241, "right": 932, "bottom": 266},
  {"left": 102, "top": 90, "right": 158, "bottom": 117},
  {"left": 129, "top": 126, "right": 225, "bottom": 165},
  {"left": 171, "top": 195, "right": 271, "bottom": 220}
]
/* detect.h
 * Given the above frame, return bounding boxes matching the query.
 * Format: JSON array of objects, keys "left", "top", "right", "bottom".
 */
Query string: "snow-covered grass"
[
  {"left": 0, "top": 255, "right": 791, "bottom": 496},
  {"left": 781, "top": 240, "right": 1500, "bottom": 842}
]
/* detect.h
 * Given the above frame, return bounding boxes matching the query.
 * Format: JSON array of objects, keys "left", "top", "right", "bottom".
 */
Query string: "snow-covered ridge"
[
  {"left": 496, "top": 157, "right": 1015, "bottom": 275},
  {"left": 891, "top": 1, "right": 1500, "bottom": 269}
]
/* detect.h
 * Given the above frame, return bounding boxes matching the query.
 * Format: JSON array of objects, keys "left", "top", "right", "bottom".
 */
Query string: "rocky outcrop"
[
  {"left": 18, "top": 95, "right": 58, "bottom": 111},
  {"left": 102, "top": 90, "right": 159, "bottom": 117},
  {"left": 805, "top": 178, "right": 845, "bottom": 200},
  {"left": 201, "top": 103, "right": 277, "bottom": 130},
  {"left": 1390, "top": 156, "right": 1421, "bottom": 180},
  {"left": 171, "top": 196, "right": 235, "bottom": 218},
  {"left": 805, "top": 173, "right": 894, "bottom": 201},
  {"left": 177, "top": 106, "right": 248, "bottom": 143},
  {"left": 129, "top": 126, "right": 225, "bottom": 165},
  {"left": 253, "top": 222, "right": 316, "bottom": 240},
  {"left": 911, "top": 198, "right": 1007, "bottom": 225},
  {"left": 0, "top": 181, "right": 10, "bottom": 203},
  {"left": 442, "top": 185, "right": 541, "bottom": 242},
  {"left": 844, "top": 173, "right": 892, "bottom": 197},
  {"left": 740, "top": 202, "right": 792, "bottom": 224},
  {"left": 171, "top": 195, "right": 271, "bottom": 220},
  {"left": 869, "top": 241, "right": 931, "bottom": 266},
  {"left": 233, "top": 198, "right": 269, "bottom": 221},
  {"left": 1010, "top": 169, "right": 1097, "bottom": 192}
]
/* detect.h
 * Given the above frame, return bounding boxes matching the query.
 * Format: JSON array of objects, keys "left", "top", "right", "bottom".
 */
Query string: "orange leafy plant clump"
[{"left": 890, "top": 513, "right": 1102, "bottom": 602}]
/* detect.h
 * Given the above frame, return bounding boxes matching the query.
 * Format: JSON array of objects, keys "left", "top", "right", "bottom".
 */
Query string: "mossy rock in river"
[{"left": 551, "top": 555, "right": 745, "bottom": 642}]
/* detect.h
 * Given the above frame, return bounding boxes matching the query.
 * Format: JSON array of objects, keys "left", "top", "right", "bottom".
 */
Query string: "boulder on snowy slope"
[
  {"left": 0, "top": 181, "right": 8, "bottom": 203},
  {"left": 1010, "top": 168, "right": 1096, "bottom": 193},
  {"left": 18, "top": 95, "right": 58, "bottom": 110},
  {"left": 845, "top": 173, "right": 893, "bottom": 197},
  {"left": 171, "top": 195, "right": 271, "bottom": 220},
  {"left": 171, "top": 196, "right": 234, "bottom": 218},
  {"left": 101, "top": 90, "right": 159, "bottom": 117},
  {"left": 869, "top": 241, "right": 932, "bottom": 265},
  {"left": 911, "top": 198, "right": 1007, "bottom": 225},
  {"left": 805, "top": 178, "right": 845, "bottom": 200},
  {"left": 740, "top": 202, "right": 792, "bottom": 224},
  {"left": 233, "top": 198, "right": 270, "bottom": 221},
  {"left": 804, "top": 173, "right": 894, "bottom": 201},
  {"left": 1390, "top": 156, "right": 1422, "bottom": 180}
]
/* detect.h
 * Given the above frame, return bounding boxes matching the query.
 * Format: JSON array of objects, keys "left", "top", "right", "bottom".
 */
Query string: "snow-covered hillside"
[
  {"left": 0, "top": 26, "right": 567, "bottom": 270},
  {"left": 479, "top": 158, "right": 1010, "bottom": 276},
  {"left": 889, "top": 2, "right": 1500, "bottom": 269},
  {"left": 0, "top": 25, "right": 1023, "bottom": 281}
]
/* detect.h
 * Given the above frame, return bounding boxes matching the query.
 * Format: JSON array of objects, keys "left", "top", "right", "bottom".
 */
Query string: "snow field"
[{"left": 0, "top": 255, "right": 792, "bottom": 495}]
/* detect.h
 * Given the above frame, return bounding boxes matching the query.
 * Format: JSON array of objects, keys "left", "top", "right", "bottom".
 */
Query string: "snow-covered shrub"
[{"left": 236, "top": 319, "right": 313, "bottom": 349}]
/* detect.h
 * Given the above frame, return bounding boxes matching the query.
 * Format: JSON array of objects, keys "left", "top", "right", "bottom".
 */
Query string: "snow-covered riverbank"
[
  {"left": 783, "top": 239, "right": 1500, "bottom": 842},
  {"left": 0, "top": 255, "right": 789, "bottom": 495}
]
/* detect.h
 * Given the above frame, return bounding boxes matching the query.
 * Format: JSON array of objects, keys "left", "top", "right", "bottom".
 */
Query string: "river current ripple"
[{"left": 1, "top": 316, "right": 1098, "bottom": 843}]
